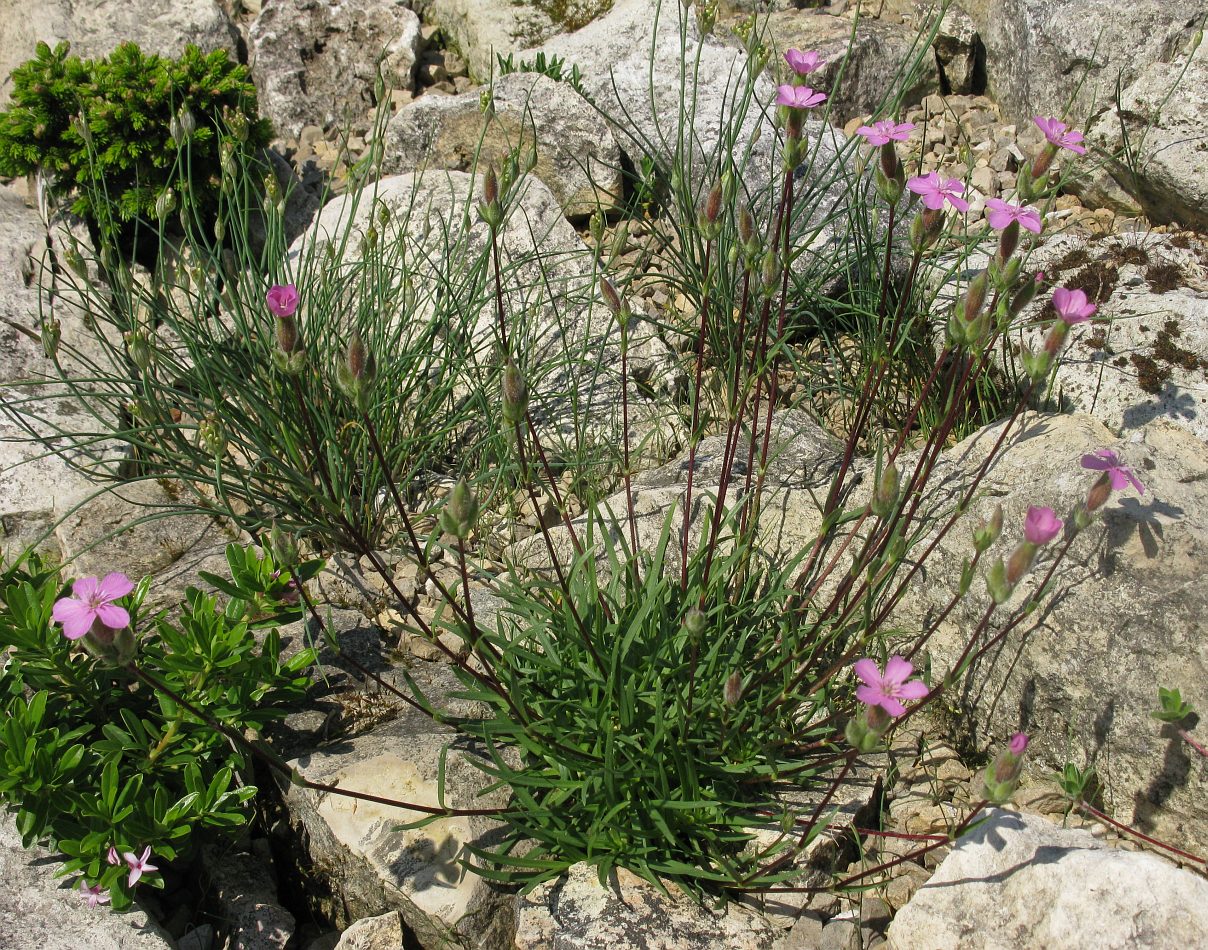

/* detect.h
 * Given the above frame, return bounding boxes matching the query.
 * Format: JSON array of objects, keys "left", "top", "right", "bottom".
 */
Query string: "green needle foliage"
[{"left": 0, "top": 40, "right": 271, "bottom": 257}]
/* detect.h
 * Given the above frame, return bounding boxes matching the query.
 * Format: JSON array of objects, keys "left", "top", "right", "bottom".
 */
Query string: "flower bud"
[
  {"left": 682, "top": 606, "right": 706, "bottom": 638},
  {"left": 723, "top": 670, "right": 743, "bottom": 707},
  {"left": 845, "top": 704, "right": 892, "bottom": 753},
  {"left": 1005, "top": 540, "right": 1037, "bottom": 586},
  {"left": 738, "top": 208, "right": 755, "bottom": 245},
  {"left": 41, "top": 317, "right": 61, "bottom": 359},
  {"left": 701, "top": 181, "right": 723, "bottom": 228},
  {"left": 972, "top": 504, "right": 1003, "bottom": 552},
  {"left": 982, "top": 732, "right": 1030, "bottom": 804},
  {"left": 1021, "top": 347, "right": 1053, "bottom": 384},
  {"left": 439, "top": 477, "right": 479, "bottom": 541},
  {"left": 1009, "top": 272, "right": 1040, "bottom": 316},
  {"left": 273, "top": 315, "right": 306, "bottom": 374},
  {"left": 761, "top": 250, "right": 780, "bottom": 291},
  {"left": 154, "top": 187, "right": 176, "bottom": 220},
  {"left": 985, "top": 558, "right": 1013, "bottom": 605},
  {"left": 336, "top": 331, "right": 376, "bottom": 409},
  {"left": 197, "top": 414, "right": 226, "bottom": 456},
  {"left": 996, "top": 220, "right": 1021, "bottom": 266},
  {"left": 177, "top": 107, "right": 197, "bottom": 141},
  {"left": 871, "top": 462, "right": 900, "bottom": 518},
  {"left": 1085, "top": 472, "right": 1112, "bottom": 515},
  {"left": 64, "top": 247, "right": 89, "bottom": 281},
  {"left": 962, "top": 271, "right": 989, "bottom": 323},
  {"left": 268, "top": 522, "right": 299, "bottom": 567},
  {"left": 589, "top": 210, "right": 605, "bottom": 250},
  {"left": 125, "top": 330, "right": 153, "bottom": 371},
  {"left": 482, "top": 165, "right": 499, "bottom": 206},
  {"left": 502, "top": 361, "right": 528, "bottom": 425}
]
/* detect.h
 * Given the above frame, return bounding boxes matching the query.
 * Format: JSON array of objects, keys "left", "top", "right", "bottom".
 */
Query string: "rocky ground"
[{"left": 1, "top": 0, "right": 1207, "bottom": 948}]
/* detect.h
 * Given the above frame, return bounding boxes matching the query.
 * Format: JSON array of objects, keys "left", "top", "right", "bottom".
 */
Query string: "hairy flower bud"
[
  {"left": 845, "top": 703, "right": 892, "bottom": 753},
  {"left": 985, "top": 558, "right": 1013, "bottom": 605},
  {"left": 723, "top": 670, "right": 743, "bottom": 707},
  {"left": 1005, "top": 540, "right": 1037, "bottom": 586},
  {"left": 273, "top": 315, "right": 306, "bottom": 374},
  {"left": 983, "top": 732, "right": 1030, "bottom": 804},
  {"left": 701, "top": 181, "right": 723, "bottom": 231},
  {"left": 439, "top": 477, "right": 479, "bottom": 541},
  {"left": 1021, "top": 347, "right": 1053, "bottom": 384},
  {"left": 972, "top": 504, "right": 1003, "bottom": 552},
  {"left": 482, "top": 165, "right": 499, "bottom": 206},
  {"left": 197, "top": 414, "right": 227, "bottom": 456},
  {"left": 1085, "top": 472, "right": 1112, "bottom": 515},
  {"left": 502, "top": 361, "right": 528, "bottom": 425},
  {"left": 154, "top": 188, "right": 176, "bottom": 220},
  {"left": 268, "top": 522, "right": 299, "bottom": 567},
  {"left": 682, "top": 606, "right": 706, "bottom": 638},
  {"left": 336, "top": 331, "right": 376, "bottom": 409},
  {"left": 125, "top": 330, "right": 153, "bottom": 371},
  {"left": 962, "top": 271, "right": 989, "bottom": 323},
  {"left": 871, "top": 462, "right": 900, "bottom": 518},
  {"left": 738, "top": 208, "right": 755, "bottom": 245}
]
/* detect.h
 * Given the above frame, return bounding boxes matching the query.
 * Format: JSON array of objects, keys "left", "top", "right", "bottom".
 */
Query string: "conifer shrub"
[{"left": 0, "top": 41, "right": 272, "bottom": 259}]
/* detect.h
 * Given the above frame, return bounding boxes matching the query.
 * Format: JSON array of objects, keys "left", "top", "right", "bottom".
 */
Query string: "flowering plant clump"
[
  {"left": 7, "top": 4, "right": 1168, "bottom": 906},
  {"left": 0, "top": 545, "right": 318, "bottom": 910}
]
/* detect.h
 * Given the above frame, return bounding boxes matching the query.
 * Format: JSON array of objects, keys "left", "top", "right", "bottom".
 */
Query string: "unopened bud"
[
  {"left": 1005, "top": 540, "right": 1037, "bottom": 586},
  {"left": 268, "top": 522, "right": 299, "bottom": 567},
  {"left": 995, "top": 220, "right": 1021, "bottom": 267},
  {"left": 683, "top": 607, "right": 706, "bottom": 637},
  {"left": 761, "top": 250, "right": 780, "bottom": 290},
  {"left": 439, "top": 477, "right": 479, "bottom": 540},
  {"left": 983, "top": 732, "right": 1030, "bottom": 803},
  {"left": 482, "top": 165, "right": 499, "bottom": 206},
  {"left": 336, "top": 331, "right": 376, "bottom": 409},
  {"left": 1085, "top": 472, "right": 1112, "bottom": 514},
  {"left": 962, "top": 271, "right": 989, "bottom": 322},
  {"left": 502, "top": 361, "right": 528, "bottom": 425},
  {"left": 972, "top": 504, "right": 1003, "bottom": 552},
  {"left": 871, "top": 462, "right": 900, "bottom": 518},
  {"left": 985, "top": 558, "right": 1013, "bottom": 605},
  {"left": 1009, "top": 272, "right": 1040, "bottom": 316},
  {"left": 1021, "top": 347, "right": 1053, "bottom": 384},
  {"left": 845, "top": 704, "right": 892, "bottom": 753},
  {"left": 154, "top": 188, "right": 176, "bottom": 220},
  {"left": 738, "top": 208, "right": 755, "bottom": 245},
  {"left": 197, "top": 414, "right": 226, "bottom": 456},
  {"left": 125, "top": 330, "right": 153, "bottom": 371},
  {"left": 723, "top": 670, "right": 743, "bottom": 706},
  {"left": 701, "top": 182, "right": 723, "bottom": 227},
  {"left": 41, "top": 317, "right": 61, "bottom": 358}
]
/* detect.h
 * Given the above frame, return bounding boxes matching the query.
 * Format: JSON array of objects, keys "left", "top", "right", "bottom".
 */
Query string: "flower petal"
[
  {"left": 856, "top": 684, "right": 886, "bottom": 707},
  {"left": 97, "top": 573, "right": 134, "bottom": 601},
  {"left": 883, "top": 655, "right": 914, "bottom": 685},
  {"left": 896, "top": 680, "right": 929, "bottom": 701},
  {"left": 878, "top": 696, "right": 907, "bottom": 717},
  {"left": 95, "top": 603, "right": 130, "bottom": 630},
  {"left": 53, "top": 599, "right": 94, "bottom": 639},
  {"left": 71, "top": 576, "right": 100, "bottom": 601},
  {"left": 853, "top": 658, "right": 883, "bottom": 688}
]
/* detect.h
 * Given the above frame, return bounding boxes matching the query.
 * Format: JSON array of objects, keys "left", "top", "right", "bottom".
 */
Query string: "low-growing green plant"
[
  {"left": 495, "top": 51, "right": 595, "bottom": 104},
  {"left": 0, "top": 544, "right": 319, "bottom": 909},
  {"left": 0, "top": 40, "right": 272, "bottom": 260}
]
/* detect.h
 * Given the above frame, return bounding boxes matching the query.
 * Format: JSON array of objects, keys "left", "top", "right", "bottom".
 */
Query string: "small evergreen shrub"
[{"left": 0, "top": 41, "right": 272, "bottom": 250}]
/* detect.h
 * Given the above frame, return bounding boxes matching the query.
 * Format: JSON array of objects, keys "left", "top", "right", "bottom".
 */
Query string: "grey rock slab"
[
  {"left": 279, "top": 707, "right": 515, "bottom": 948},
  {"left": 0, "top": 814, "right": 175, "bottom": 950},
  {"left": 1078, "top": 46, "right": 1208, "bottom": 230},
  {"left": 887, "top": 807, "right": 1208, "bottom": 949},
  {"left": 379, "top": 71, "right": 623, "bottom": 219},
  {"left": 332, "top": 911, "right": 407, "bottom": 949},
  {"left": 958, "top": 0, "right": 1203, "bottom": 125},
  {"left": 514, "top": 862, "right": 777, "bottom": 950},
  {"left": 889, "top": 412, "right": 1208, "bottom": 857},
  {"left": 762, "top": 11, "right": 941, "bottom": 122},
  {"left": 201, "top": 843, "right": 296, "bottom": 950},
  {"left": 0, "top": 0, "right": 239, "bottom": 106},
  {"left": 250, "top": 0, "right": 422, "bottom": 140}
]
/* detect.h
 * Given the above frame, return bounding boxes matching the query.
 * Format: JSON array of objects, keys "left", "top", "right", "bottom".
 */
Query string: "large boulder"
[
  {"left": 0, "top": 0, "right": 239, "bottom": 105},
  {"left": 1076, "top": 45, "right": 1208, "bottom": 230},
  {"left": 249, "top": 0, "right": 423, "bottom": 140},
  {"left": 419, "top": 0, "right": 612, "bottom": 83},
  {"left": 892, "top": 412, "right": 1208, "bottom": 857},
  {"left": 888, "top": 808, "right": 1208, "bottom": 949},
  {"left": 379, "top": 71, "right": 623, "bottom": 219},
  {"left": 277, "top": 702, "right": 515, "bottom": 949},
  {"left": 958, "top": 0, "right": 1203, "bottom": 125},
  {"left": 0, "top": 814, "right": 175, "bottom": 950}
]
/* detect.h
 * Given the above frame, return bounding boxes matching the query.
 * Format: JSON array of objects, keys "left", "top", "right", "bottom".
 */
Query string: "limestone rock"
[
  {"left": 201, "top": 844, "right": 296, "bottom": 950},
  {"left": 278, "top": 708, "right": 515, "bottom": 948},
  {"left": 1078, "top": 46, "right": 1208, "bottom": 230},
  {"left": 959, "top": 0, "right": 1203, "bottom": 124},
  {"left": 0, "top": 814, "right": 175, "bottom": 950},
  {"left": 887, "top": 808, "right": 1208, "bottom": 949},
  {"left": 421, "top": 0, "right": 611, "bottom": 83},
  {"left": 380, "top": 71, "right": 622, "bottom": 219},
  {"left": 332, "top": 911, "right": 407, "bottom": 949},
  {"left": 891, "top": 412, "right": 1208, "bottom": 856},
  {"left": 0, "top": 0, "right": 239, "bottom": 106},
  {"left": 250, "top": 0, "right": 422, "bottom": 140},
  {"left": 53, "top": 479, "right": 237, "bottom": 609},
  {"left": 762, "top": 12, "right": 941, "bottom": 121},
  {"left": 514, "top": 862, "right": 777, "bottom": 950}
]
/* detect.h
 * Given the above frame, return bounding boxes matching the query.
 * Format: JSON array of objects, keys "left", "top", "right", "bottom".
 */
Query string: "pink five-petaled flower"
[
  {"left": 776, "top": 84, "right": 827, "bottom": 110},
  {"left": 1051, "top": 286, "right": 1097, "bottom": 324},
  {"left": 1023, "top": 505, "right": 1064, "bottom": 546},
  {"left": 1081, "top": 449, "right": 1145, "bottom": 494},
  {"left": 1033, "top": 116, "right": 1087, "bottom": 155},
  {"left": 985, "top": 197, "right": 1043, "bottom": 234},
  {"left": 79, "top": 881, "right": 110, "bottom": 908},
  {"left": 265, "top": 284, "right": 299, "bottom": 318},
  {"left": 1008, "top": 732, "right": 1030, "bottom": 756},
  {"left": 906, "top": 172, "right": 970, "bottom": 212},
  {"left": 52, "top": 574, "right": 134, "bottom": 641},
  {"left": 784, "top": 48, "right": 825, "bottom": 76},
  {"left": 853, "top": 656, "right": 929, "bottom": 717},
  {"left": 856, "top": 119, "right": 915, "bottom": 146},
  {"left": 123, "top": 847, "right": 158, "bottom": 888}
]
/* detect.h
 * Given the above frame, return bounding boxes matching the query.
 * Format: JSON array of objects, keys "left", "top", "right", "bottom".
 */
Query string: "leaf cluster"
[
  {"left": 0, "top": 545, "right": 316, "bottom": 909},
  {"left": 0, "top": 40, "right": 272, "bottom": 232}
]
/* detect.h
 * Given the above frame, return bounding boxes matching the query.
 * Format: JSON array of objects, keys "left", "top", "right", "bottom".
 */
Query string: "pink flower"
[
  {"left": 1033, "top": 116, "right": 1087, "bottom": 156},
  {"left": 1081, "top": 449, "right": 1144, "bottom": 494},
  {"left": 106, "top": 845, "right": 121, "bottom": 866},
  {"left": 266, "top": 284, "right": 299, "bottom": 318},
  {"left": 906, "top": 172, "right": 969, "bottom": 212},
  {"left": 1051, "top": 287, "right": 1096, "bottom": 324},
  {"left": 79, "top": 881, "right": 110, "bottom": 908},
  {"left": 1008, "top": 732, "right": 1030, "bottom": 756},
  {"left": 1023, "top": 506, "right": 1063, "bottom": 545},
  {"left": 853, "top": 656, "right": 929, "bottom": 717},
  {"left": 856, "top": 119, "right": 915, "bottom": 146},
  {"left": 776, "top": 84, "right": 827, "bottom": 110},
  {"left": 122, "top": 846, "right": 158, "bottom": 888},
  {"left": 784, "top": 48, "right": 825, "bottom": 76},
  {"left": 985, "top": 198, "right": 1043, "bottom": 234},
  {"left": 51, "top": 574, "right": 134, "bottom": 641}
]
